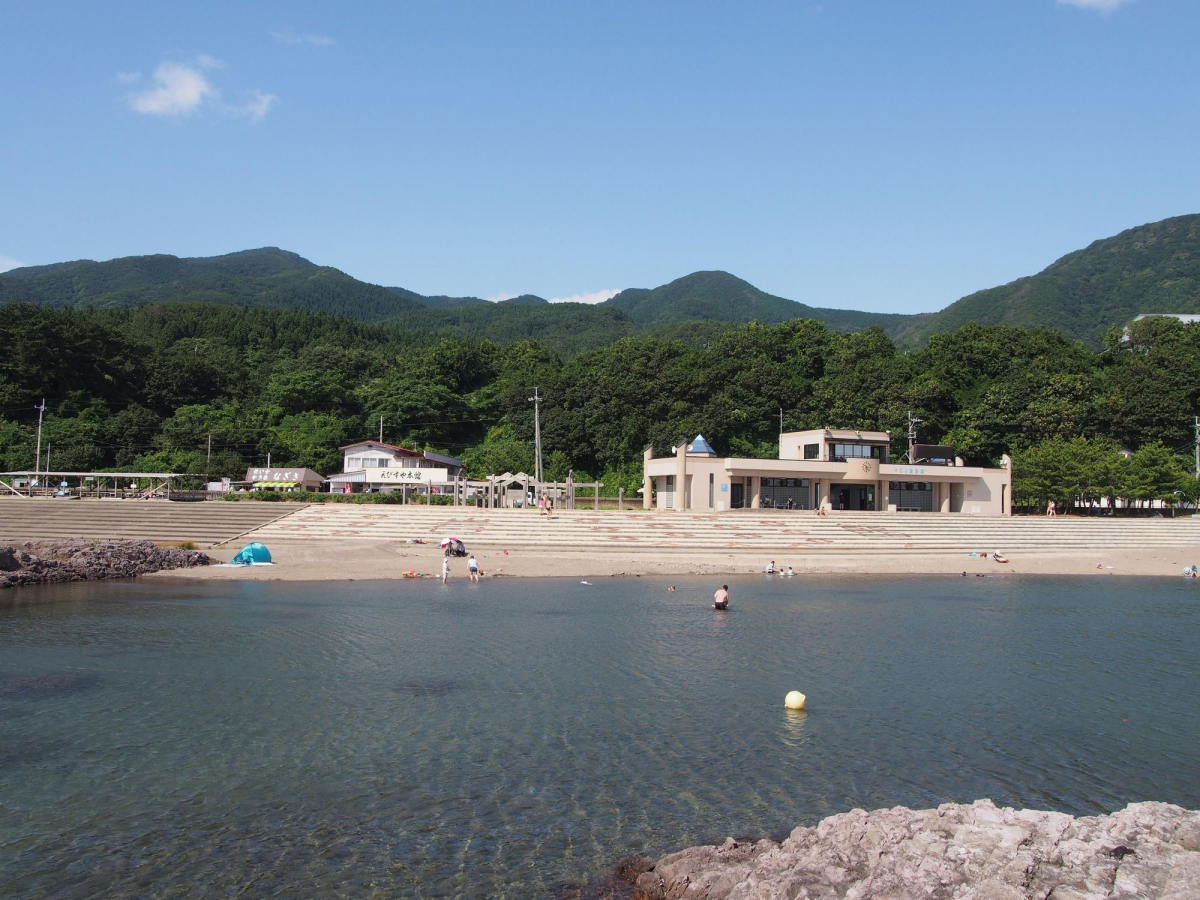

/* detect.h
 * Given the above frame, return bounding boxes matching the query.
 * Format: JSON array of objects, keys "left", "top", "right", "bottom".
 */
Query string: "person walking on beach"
[
  {"left": 468, "top": 555, "right": 480, "bottom": 583},
  {"left": 713, "top": 585, "right": 730, "bottom": 610},
  {"left": 538, "top": 493, "right": 547, "bottom": 516},
  {"left": 441, "top": 556, "right": 450, "bottom": 585},
  {"left": 1046, "top": 499, "right": 1057, "bottom": 517}
]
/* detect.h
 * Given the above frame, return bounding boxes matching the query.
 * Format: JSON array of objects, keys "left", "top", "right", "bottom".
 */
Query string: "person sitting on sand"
[
  {"left": 713, "top": 585, "right": 730, "bottom": 610},
  {"left": 765, "top": 560, "right": 776, "bottom": 574}
]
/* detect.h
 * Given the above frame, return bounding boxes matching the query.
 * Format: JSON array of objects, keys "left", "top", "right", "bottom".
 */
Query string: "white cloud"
[
  {"left": 272, "top": 28, "right": 334, "bottom": 46},
  {"left": 486, "top": 292, "right": 518, "bottom": 303},
  {"left": 1057, "top": 0, "right": 1137, "bottom": 12},
  {"left": 129, "top": 61, "right": 216, "bottom": 116},
  {"left": 549, "top": 289, "right": 621, "bottom": 305},
  {"left": 125, "top": 55, "right": 277, "bottom": 123},
  {"left": 234, "top": 90, "right": 278, "bottom": 123},
  {"left": 0, "top": 253, "right": 25, "bottom": 273}
]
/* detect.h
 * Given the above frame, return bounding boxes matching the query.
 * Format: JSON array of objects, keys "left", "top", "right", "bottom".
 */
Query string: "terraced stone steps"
[
  {"left": 2, "top": 500, "right": 1197, "bottom": 555},
  {"left": 0, "top": 499, "right": 304, "bottom": 545},
  {"left": 243, "top": 506, "right": 1200, "bottom": 554}
]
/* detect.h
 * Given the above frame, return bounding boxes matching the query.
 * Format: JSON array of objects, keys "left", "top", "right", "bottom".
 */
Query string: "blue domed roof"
[{"left": 688, "top": 434, "right": 715, "bottom": 455}]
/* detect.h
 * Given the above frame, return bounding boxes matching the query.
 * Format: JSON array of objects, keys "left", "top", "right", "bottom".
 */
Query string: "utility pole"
[
  {"left": 206, "top": 433, "right": 212, "bottom": 472},
  {"left": 46, "top": 443, "right": 51, "bottom": 474},
  {"left": 1194, "top": 416, "right": 1199, "bottom": 479},
  {"left": 906, "top": 410, "right": 923, "bottom": 463},
  {"left": 529, "top": 387, "right": 543, "bottom": 485},
  {"left": 34, "top": 398, "right": 46, "bottom": 485},
  {"left": 379, "top": 415, "right": 383, "bottom": 443},
  {"left": 266, "top": 452, "right": 271, "bottom": 471},
  {"left": 779, "top": 407, "right": 784, "bottom": 437}
]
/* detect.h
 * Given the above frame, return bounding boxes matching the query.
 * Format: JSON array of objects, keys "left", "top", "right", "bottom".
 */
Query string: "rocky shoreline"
[
  {"left": 0, "top": 540, "right": 210, "bottom": 589},
  {"left": 573, "top": 800, "right": 1200, "bottom": 900}
]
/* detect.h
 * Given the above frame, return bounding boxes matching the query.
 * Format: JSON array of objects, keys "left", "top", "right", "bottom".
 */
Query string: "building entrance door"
[
  {"left": 731, "top": 482, "right": 745, "bottom": 509},
  {"left": 833, "top": 484, "right": 875, "bottom": 511}
]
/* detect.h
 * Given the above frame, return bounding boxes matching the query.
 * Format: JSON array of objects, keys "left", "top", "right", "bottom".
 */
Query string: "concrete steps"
[
  {"left": 243, "top": 506, "right": 1200, "bottom": 554},
  {"left": 3, "top": 500, "right": 1198, "bottom": 556},
  {"left": 0, "top": 498, "right": 304, "bottom": 545}
]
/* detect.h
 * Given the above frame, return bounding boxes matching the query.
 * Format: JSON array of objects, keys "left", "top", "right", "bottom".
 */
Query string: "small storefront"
[{"left": 245, "top": 467, "right": 325, "bottom": 492}]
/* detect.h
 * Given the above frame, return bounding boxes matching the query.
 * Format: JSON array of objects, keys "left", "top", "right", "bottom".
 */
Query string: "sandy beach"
[{"left": 147, "top": 539, "right": 1200, "bottom": 582}]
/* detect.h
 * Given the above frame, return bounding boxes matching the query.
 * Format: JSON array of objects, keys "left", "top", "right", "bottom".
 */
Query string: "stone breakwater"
[
  {"left": 0, "top": 540, "right": 210, "bottom": 588},
  {"left": 620, "top": 800, "right": 1200, "bottom": 900}
]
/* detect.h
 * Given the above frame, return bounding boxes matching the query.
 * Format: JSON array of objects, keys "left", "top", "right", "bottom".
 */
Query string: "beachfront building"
[
  {"left": 244, "top": 467, "right": 326, "bottom": 492},
  {"left": 642, "top": 429, "right": 1011, "bottom": 515},
  {"left": 324, "top": 440, "right": 464, "bottom": 494}
]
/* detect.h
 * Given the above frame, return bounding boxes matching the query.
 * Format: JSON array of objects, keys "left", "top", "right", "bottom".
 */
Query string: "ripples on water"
[{"left": 2, "top": 575, "right": 1198, "bottom": 898}]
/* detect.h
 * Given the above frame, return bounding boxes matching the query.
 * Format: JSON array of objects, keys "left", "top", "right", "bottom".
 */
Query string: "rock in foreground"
[
  {"left": 0, "top": 540, "right": 209, "bottom": 589},
  {"left": 633, "top": 800, "right": 1200, "bottom": 900}
]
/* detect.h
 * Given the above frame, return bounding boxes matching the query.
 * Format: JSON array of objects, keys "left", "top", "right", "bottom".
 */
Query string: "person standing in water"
[
  {"left": 441, "top": 556, "right": 450, "bottom": 585},
  {"left": 468, "top": 555, "right": 480, "bottom": 583},
  {"left": 713, "top": 585, "right": 730, "bottom": 610}
]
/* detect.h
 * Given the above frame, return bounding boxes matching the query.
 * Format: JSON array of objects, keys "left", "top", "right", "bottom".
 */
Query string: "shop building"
[
  {"left": 244, "top": 467, "right": 326, "bottom": 492},
  {"left": 642, "top": 429, "right": 1011, "bottom": 515},
  {"left": 324, "top": 441, "right": 464, "bottom": 494}
]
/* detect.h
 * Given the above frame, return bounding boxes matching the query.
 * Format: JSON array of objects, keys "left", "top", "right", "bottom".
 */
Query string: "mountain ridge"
[{"left": 4, "top": 213, "right": 1199, "bottom": 348}]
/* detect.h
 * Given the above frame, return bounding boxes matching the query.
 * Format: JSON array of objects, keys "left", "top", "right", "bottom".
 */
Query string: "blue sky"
[{"left": 1, "top": 0, "right": 1197, "bottom": 313}]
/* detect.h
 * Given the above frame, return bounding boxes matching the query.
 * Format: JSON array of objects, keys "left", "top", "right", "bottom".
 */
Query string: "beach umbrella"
[{"left": 438, "top": 537, "right": 462, "bottom": 548}]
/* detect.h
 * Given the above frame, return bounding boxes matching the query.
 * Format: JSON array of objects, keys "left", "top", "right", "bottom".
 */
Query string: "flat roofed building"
[
  {"left": 642, "top": 429, "right": 1011, "bottom": 515},
  {"left": 325, "top": 440, "right": 464, "bottom": 493}
]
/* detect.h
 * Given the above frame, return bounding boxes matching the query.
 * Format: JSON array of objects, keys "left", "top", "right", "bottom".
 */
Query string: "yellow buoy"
[{"left": 785, "top": 690, "right": 806, "bottom": 710}]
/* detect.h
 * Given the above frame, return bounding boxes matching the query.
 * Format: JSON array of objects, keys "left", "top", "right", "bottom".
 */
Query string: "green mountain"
[
  {"left": 4, "top": 214, "right": 1198, "bottom": 351},
  {"left": 913, "top": 214, "right": 1200, "bottom": 345},
  {"left": 603, "top": 269, "right": 923, "bottom": 333},
  {"left": 0, "top": 247, "right": 423, "bottom": 321}
]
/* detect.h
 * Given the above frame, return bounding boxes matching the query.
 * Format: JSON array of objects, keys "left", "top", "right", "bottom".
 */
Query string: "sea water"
[{"left": 2, "top": 575, "right": 1198, "bottom": 898}]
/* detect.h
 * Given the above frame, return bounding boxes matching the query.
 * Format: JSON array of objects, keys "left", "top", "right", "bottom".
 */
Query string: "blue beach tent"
[{"left": 231, "top": 542, "right": 272, "bottom": 565}]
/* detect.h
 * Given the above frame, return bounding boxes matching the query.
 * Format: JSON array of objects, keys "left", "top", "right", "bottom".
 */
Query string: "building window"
[
  {"left": 709, "top": 473, "right": 714, "bottom": 507},
  {"left": 889, "top": 481, "right": 933, "bottom": 512},
  {"left": 760, "top": 477, "right": 811, "bottom": 510},
  {"left": 832, "top": 443, "right": 888, "bottom": 463},
  {"left": 803, "top": 443, "right": 819, "bottom": 460}
]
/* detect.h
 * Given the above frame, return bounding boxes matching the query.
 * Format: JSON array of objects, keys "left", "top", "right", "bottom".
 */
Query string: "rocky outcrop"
[
  {"left": 632, "top": 800, "right": 1200, "bottom": 900},
  {"left": 0, "top": 540, "right": 209, "bottom": 588}
]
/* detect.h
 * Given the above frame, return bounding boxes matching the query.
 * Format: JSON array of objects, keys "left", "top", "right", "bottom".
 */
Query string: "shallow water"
[{"left": 2, "top": 574, "right": 1198, "bottom": 898}]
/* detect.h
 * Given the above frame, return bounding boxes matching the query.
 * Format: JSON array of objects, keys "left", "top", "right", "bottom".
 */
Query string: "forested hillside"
[
  {"left": 4, "top": 214, "right": 1198, "bottom": 348},
  {"left": 603, "top": 270, "right": 922, "bottom": 334},
  {"left": 0, "top": 247, "right": 424, "bottom": 321},
  {"left": 2, "top": 303, "right": 1198, "bottom": 508},
  {"left": 914, "top": 214, "right": 1200, "bottom": 345}
]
